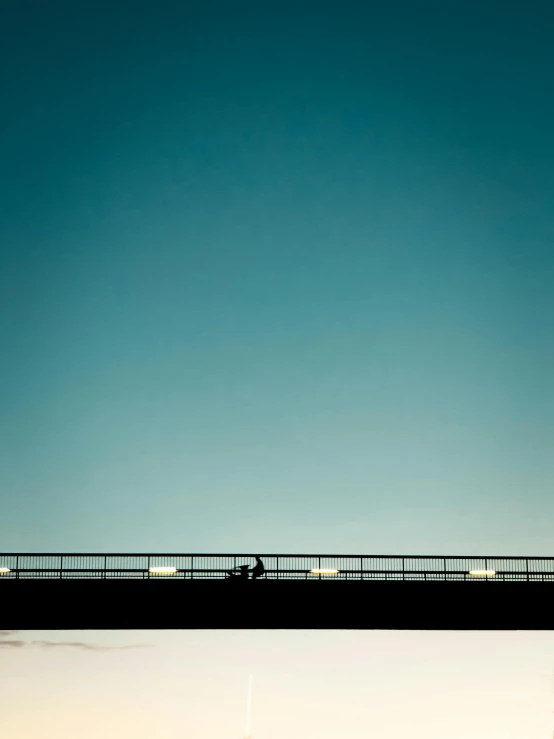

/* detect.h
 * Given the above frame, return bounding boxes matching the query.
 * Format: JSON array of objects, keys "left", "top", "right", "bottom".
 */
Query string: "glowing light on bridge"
[
  {"left": 0, "top": 567, "right": 11, "bottom": 574},
  {"left": 148, "top": 566, "right": 178, "bottom": 575},
  {"left": 310, "top": 568, "right": 340, "bottom": 576},
  {"left": 469, "top": 569, "right": 496, "bottom": 577}
]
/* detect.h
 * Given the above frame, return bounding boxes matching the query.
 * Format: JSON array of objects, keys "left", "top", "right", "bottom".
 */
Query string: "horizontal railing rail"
[{"left": 1, "top": 554, "right": 554, "bottom": 581}]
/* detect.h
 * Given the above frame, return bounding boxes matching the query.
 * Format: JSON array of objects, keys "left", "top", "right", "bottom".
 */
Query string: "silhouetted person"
[
  {"left": 251, "top": 556, "right": 265, "bottom": 579},
  {"left": 226, "top": 564, "right": 250, "bottom": 580}
]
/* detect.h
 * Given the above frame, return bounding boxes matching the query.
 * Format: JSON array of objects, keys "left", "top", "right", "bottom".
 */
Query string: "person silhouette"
[{"left": 251, "top": 556, "right": 265, "bottom": 579}]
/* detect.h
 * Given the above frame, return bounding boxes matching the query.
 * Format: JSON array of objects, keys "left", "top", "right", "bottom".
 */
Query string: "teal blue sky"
[{"left": 1, "top": 1, "right": 553, "bottom": 554}]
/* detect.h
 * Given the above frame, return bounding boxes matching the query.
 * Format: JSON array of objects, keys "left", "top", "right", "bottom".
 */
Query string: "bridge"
[{"left": 2, "top": 553, "right": 553, "bottom": 630}]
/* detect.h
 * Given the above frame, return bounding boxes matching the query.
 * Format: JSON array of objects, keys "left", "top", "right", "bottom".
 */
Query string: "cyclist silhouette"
[
  {"left": 251, "top": 556, "right": 265, "bottom": 579},
  {"left": 226, "top": 564, "right": 250, "bottom": 580}
]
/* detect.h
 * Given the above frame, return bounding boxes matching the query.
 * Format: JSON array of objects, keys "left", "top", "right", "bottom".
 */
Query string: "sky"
[
  {"left": 1, "top": 0, "right": 554, "bottom": 555},
  {"left": 1, "top": 629, "right": 554, "bottom": 739}
]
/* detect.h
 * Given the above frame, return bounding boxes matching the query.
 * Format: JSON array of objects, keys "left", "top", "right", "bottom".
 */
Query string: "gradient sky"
[
  {"left": 1, "top": 0, "right": 553, "bottom": 554},
  {"left": 1, "top": 629, "right": 554, "bottom": 739}
]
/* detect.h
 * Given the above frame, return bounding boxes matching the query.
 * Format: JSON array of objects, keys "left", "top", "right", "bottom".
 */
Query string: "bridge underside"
[{"left": 3, "top": 581, "right": 554, "bottom": 630}]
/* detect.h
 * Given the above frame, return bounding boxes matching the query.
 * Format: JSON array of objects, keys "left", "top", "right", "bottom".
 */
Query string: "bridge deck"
[
  {"left": 2, "top": 554, "right": 553, "bottom": 629},
  {"left": 3, "top": 579, "right": 554, "bottom": 630}
]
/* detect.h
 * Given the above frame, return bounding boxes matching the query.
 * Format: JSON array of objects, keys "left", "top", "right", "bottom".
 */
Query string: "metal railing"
[{"left": 1, "top": 554, "right": 553, "bottom": 581}]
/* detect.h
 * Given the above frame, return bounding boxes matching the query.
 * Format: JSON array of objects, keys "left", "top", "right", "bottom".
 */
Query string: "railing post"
[
  {"left": 526, "top": 558, "right": 529, "bottom": 582},
  {"left": 16, "top": 555, "right": 19, "bottom": 580},
  {"left": 276, "top": 557, "right": 279, "bottom": 580},
  {"left": 103, "top": 556, "right": 107, "bottom": 580},
  {"left": 443, "top": 557, "right": 447, "bottom": 582},
  {"left": 147, "top": 556, "right": 151, "bottom": 579},
  {"left": 191, "top": 557, "right": 194, "bottom": 580},
  {"left": 59, "top": 556, "right": 63, "bottom": 580},
  {"left": 402, "top": 557, "right": 405, "bottom": 581}
]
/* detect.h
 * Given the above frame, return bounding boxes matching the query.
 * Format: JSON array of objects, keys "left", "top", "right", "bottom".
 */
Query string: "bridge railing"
[{"left": 1, "top": 554, "right": 553, "bottom": 581}]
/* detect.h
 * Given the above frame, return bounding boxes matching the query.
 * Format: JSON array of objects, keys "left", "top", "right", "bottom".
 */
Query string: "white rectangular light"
[
  {"left": 148, "top": 566, "right": 178, "bottom": 575},
  {"left": 469, "top": 569, "right": 496, "bottom": 577},
  {"left": 0, "top": 567, "right": 11, "bottom": 574},
  {"left": 310, "top": 568, "right": 340, "bottom": 576}
]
